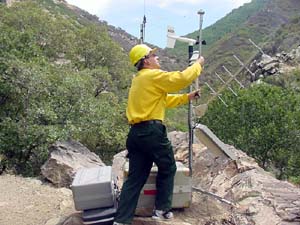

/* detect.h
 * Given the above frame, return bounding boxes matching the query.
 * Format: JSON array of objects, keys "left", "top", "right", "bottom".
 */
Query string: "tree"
[
  {"left": 0, "top": 1, "right": 132, "bottom": 175},
  {"left": 200, "top": 84, "right": 300, "bottom": 182}
]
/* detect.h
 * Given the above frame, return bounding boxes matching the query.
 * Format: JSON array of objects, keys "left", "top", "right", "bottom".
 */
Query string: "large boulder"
[
  {"left": 113, "top": 129, "right": 300, "bottom": 225},
  {"left": 185, "top": 136, "right": 300, "bottom": 225},
  {"left": 249, "top": 46, "right": 300, "bottom": 82},
  {"left": 41, "top": 140, "right": 105, "bottom": 187}
]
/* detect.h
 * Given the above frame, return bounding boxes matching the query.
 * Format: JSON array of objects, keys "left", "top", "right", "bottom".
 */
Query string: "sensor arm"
[{"left": 166, "top": 26, "right": 197, "bottom": 48}]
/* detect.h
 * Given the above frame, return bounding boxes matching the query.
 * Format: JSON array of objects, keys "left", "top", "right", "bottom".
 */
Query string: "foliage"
[
  {"left": 0, "top": 1, "right": 131, "bottom": 175},
  {"left": 264, "top": 69, "right": 300, "bottom": 91},
  {"left": 166, "top": 106, "right": 189, "bottom": 132},
  {"left": 199, "top": 83, "right": 300, "bottom": 182}
]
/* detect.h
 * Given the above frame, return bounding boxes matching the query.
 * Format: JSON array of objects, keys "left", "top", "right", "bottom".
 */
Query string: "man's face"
[{"left": 144, "top": 53, "right": 160, "bottom": 69}]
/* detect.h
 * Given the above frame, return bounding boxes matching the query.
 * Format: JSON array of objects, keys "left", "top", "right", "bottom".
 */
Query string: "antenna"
[
  {"left": 204, "top": 38, "right": 265, "bottom": 107},
  {"left": 205, "top": 82, "right": 228, "bottom": 107},
  {"left": 140, "top": 16, "right": 146, "bottom": 43},
  {"left": 215, "top": 72, "right": 238, "bottom": 96},
  {"left": 140, "top": 0, "right": 147, "bottom": 43},
  {"left": 233, "top": 54, "right": 256, "bottom": 81},
  {"left": 222, "top": 66, "right": 245, "bottom": 88}
]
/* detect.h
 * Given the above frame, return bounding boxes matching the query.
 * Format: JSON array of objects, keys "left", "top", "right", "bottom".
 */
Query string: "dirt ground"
[{"left": 0, "top": 174, "right": 76, "bottom": 225}]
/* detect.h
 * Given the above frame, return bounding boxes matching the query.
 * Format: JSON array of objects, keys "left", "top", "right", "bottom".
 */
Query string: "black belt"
[{"left": 131, "top": 120, "right": 162, "bottom": 127}]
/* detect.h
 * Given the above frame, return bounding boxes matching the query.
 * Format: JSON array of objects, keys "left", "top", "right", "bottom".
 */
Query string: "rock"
[
  {"left": 45, "top": 217, "right": 61, "bottom": 225},
  {"left": 260, "top": 54, "right": 278, "bottom": 66},
  {"left": 193, "top": 144, "right": 300, "bottom": 225},
  {"left": 0, "top": 154, "right": 8, "bottom": 174},
  {"left": 112, "top": 150, "right": 128, "bottom": 188},
  {"left": 168, "top": 131, "right": 190, "bottom": 163},
  {"left": 263, "top": 62, "right": 279, "bottom": 73},
  {"left": 168, "top": 131, "right": 205, "bottom": 164},
  {"left": 59, "top": 199, "right": 73, "bottom": 211},
  {"left": 47, "top": 130, "right": 300, "bottom": 225},
  {"left": 0, "top": 201, "right": 9, "bottom": 207},
  {"left": 57, "top": 213, "right": 83, "bottom": 225},
  {"left": 132, "top": 217, "right": 192, "bottom": 225},
  {"left": 58, "top": 188, "right": 73, "bottom": 196},
  {"left": 41, "top": 140, "right": 105, "bottom": 187},
  {"left": 168, "top": 131, "right": 188, "bottom": 147},
  {"left": 249, "top": 46, "right": 300, "bottom": 82}
]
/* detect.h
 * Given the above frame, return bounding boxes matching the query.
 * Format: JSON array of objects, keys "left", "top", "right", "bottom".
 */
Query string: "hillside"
[
  {"left": 172, "top": 0, "right": 300, "bottom": 85},
  {"left": 169, "top": 0, "right": 270, "bottom": 57}
]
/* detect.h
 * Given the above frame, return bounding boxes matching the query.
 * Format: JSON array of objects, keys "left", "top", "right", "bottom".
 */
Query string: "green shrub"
[
  {"left": 0, "top": 1, "right": 131, "bottom": 176},
  {"left": 200, "top": 83, "right": 300, "bottom": 181}
]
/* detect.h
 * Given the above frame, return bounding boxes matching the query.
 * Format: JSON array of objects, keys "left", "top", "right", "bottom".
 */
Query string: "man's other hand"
[{"left": 188, "top": 89, "right": 201, "bottom": 100}]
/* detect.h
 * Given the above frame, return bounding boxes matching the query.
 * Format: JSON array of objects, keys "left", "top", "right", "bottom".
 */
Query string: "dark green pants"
[{"left": 114, "top": 123, "right": 177, "bottom": 224}]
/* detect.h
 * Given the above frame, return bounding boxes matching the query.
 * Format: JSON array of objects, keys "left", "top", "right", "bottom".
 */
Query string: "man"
[{"left": 114, "top": 44, "right": 205, "bottom": 225}]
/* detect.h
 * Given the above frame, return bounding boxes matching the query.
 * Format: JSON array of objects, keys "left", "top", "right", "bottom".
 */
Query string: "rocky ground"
[
  {"left": 0, "top": 173, "right": 230, "bottom": 225},
  {"left": 0, "top": 174, "right": 75, "bottom": 225}
]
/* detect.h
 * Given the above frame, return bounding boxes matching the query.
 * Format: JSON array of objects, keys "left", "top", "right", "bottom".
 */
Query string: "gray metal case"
[{"left": 71, "top": 166, "right": 115, "bottom": 211}]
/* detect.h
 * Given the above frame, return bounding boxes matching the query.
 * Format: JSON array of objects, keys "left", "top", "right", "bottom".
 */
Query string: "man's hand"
[
  {"left": 196, "top": 56, "right": 205, "bottom": 66},
  {"left": 188, "top": 89, "right": 201, "bottom": 100}
]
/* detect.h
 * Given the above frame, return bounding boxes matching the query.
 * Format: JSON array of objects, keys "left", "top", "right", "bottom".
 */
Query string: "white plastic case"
[{"left": 123, "top": 161, "right": 192, "bottom": 215}]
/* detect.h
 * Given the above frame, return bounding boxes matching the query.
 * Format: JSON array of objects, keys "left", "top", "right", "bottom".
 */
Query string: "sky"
[{"left": 66, "top": 0, "right": 252, "bottom": 48}]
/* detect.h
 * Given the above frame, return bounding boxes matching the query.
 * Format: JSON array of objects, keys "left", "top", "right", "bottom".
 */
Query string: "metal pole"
[
  {"left": 188, "top": 45, "right": 194, "bottom": 176},
  {"left": 196, "top": 10, "right": 205, "bottom": 90},
  {"left": 192, "top": 186, "right": 235, "bottom": 206},
  {"left": 188, "top": 10, "right": 205, "bottom": 177}
]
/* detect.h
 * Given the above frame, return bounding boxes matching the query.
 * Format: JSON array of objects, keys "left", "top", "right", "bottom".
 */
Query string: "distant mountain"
[
  {"left": 169, "top": 0, "right": 270, "bottom": 57},
  {"left": 171, "top": 0, "right": 300, "bottom": 86}
]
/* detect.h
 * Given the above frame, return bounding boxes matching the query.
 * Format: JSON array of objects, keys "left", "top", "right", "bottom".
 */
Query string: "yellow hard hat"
[{"left": 129, "top": 44, "right": 157, "bottom": 66}]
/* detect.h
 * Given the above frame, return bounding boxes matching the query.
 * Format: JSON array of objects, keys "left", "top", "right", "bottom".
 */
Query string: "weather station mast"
[{"left": 166, "top": 9, "right": 205, "bottom": 176}]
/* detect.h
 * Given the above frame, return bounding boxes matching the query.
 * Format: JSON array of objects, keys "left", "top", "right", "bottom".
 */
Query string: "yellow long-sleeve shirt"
[{"left": 126, "top": 62, "right": 202, "bottom": 124}]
